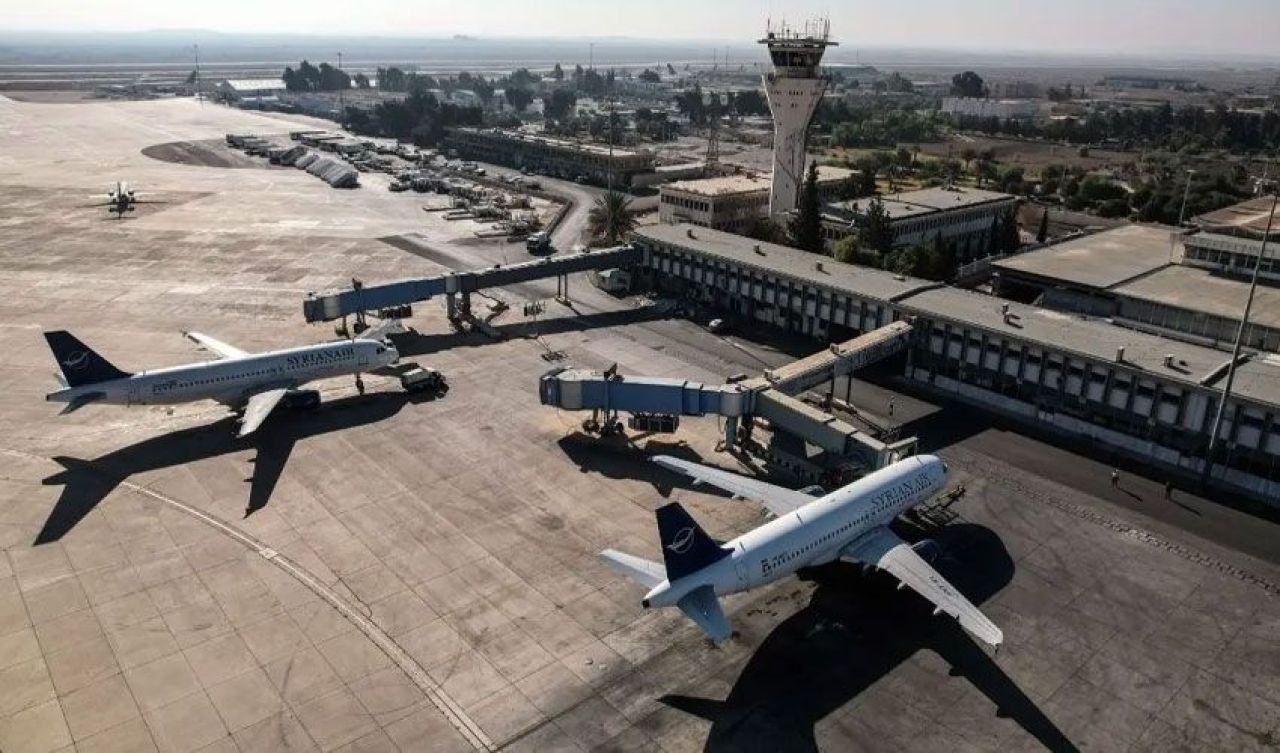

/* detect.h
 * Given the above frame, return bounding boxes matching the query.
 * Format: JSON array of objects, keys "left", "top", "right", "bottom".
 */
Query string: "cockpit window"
[{"left": 376, "top": 347, "right": 385, "bottom": 354}]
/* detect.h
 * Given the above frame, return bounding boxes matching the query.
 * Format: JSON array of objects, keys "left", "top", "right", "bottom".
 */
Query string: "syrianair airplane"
[
  {"left": 44, "top": 326, "right": 400, "bottom": 437},
  {"left": 602, "top": 454, "right": 1003, "bottom": 647}
]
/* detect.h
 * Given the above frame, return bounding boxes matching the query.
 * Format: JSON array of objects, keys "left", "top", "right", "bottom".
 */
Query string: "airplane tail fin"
[
  {"left": 655, "top": 502, "right": 730, "bottom": 582},
  {"left": 43, "top": 331, "right": 131, "bottom": 388}
]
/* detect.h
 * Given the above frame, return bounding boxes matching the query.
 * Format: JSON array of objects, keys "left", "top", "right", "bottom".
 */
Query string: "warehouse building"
[
  {"left": 821, "top": 186, "right": 1019, "bottom": 261},
  {"left": 444, "top": 127, "right": 656, "bottom": 187},
  {"left": 658, "top": 166, "right": 855, "bottom": 234},
  {"left": 630, "top": 223, "right": 1280, "bottom": 501}
]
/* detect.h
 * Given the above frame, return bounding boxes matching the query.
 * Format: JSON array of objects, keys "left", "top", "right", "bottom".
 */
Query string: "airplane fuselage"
[
  {"left": 46, "top": 339, "right": 395, "bottom": 409},
  {"left": 644, "top": 455, "right": 948, "bottom": 608}
]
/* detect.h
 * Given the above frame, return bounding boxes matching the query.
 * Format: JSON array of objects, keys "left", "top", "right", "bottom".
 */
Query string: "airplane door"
[
  {"left": 734, "top": 543, "right": 749, "bottom": 586},
  {"left": 127, "top": 383, "right": 141, "bottom": 406},
  {"left": 357, "top": 349, "right": 370, "bottom": 368}
]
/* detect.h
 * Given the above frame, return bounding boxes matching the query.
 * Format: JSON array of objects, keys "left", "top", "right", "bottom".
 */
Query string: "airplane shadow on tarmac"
[
  {"left": 36, "top": 392, "right": 420, "bottom": 544},
  {"left": 387, "top": 304, "right": 673, "bottom": 358},
  {"left": 556, "top": 433, "right": 749, "bottom": 499},
  {"left": 662, "top": 522, "right": 1078, "bottom": 753}
]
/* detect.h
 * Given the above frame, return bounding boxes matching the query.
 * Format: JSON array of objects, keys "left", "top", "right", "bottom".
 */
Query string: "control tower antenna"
[{"left": 759, "top": 17, "right": 836, "bottom": 217}]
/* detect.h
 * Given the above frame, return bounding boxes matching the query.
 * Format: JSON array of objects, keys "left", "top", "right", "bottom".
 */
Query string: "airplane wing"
[
  {"left": 185, "top": 331, "right": 249, "bottom": 360},
  {"left": 676, "top": 584, "right": 732, "bottom": 642},
  {"left": 652, "top": 455, "right": 816, "bottom": 517},
  {"left": 238, "top": 386, "right": 290, "bottom": 438},
  {"left": 354, "top": 319, "right": 407, "bottom": 343},
  {"left": 841, "top": 527, "right": 1003, "bottom": 647}
]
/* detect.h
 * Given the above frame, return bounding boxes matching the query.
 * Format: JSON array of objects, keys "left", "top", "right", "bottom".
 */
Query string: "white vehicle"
[
  {"left": 44, "top": 326, "right": 400, "bottom": 437},
  {"left": 601, "top": 454, "right": 1003, "bottom": 647}
]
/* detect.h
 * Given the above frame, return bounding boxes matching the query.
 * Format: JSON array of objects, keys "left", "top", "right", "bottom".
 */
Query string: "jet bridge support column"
[{"left": 723, "top": 416, "right": 740, "bottom": 449}]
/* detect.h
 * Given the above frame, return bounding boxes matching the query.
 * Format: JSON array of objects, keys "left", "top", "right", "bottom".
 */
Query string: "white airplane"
[
  {"left": 601, "top": 454, "right": 1003, "bottom": 647},
  {"left": 44, "top": 324, "right": 400, "bottom": 437}
]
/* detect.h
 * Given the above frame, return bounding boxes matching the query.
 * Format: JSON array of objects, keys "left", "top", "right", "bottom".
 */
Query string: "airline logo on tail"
[
  {"left": 666, "top": 526, "right": 696, "bottom": 555},
  {"left": 61, "top": 351, "right": 90, "bottom": 370}
]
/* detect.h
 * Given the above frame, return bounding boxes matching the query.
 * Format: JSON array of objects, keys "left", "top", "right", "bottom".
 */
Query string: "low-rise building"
[
  {"left": 821, "top": 186, "right": 1020, "bottom": 261},
  {"left": 659, "top": 166, "right": 854, "bottom": 234},
  {"left": 216, "top": 78, "right": 287, "bottom": 101},
  {"left": 444, "top": 127, "right": 655, "bottom": 187},
  {"left": 942, "top": 97, "right": 1043, "bottom": 121}
]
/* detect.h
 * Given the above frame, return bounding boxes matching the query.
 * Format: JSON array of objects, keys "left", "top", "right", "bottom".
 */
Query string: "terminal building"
[
  {"left": 821, "top": 186, "right": 1020, "bottom": 260},
  {"left": 993, "top": 220, "right": 1280, "bottom": 352},
  {"left": 658, "top": 166, "right": 854, "bottom": 234},
  {"left": 444, "top": 127, "right": 656, "bottom": 187},
  {"left": 628, "top": 223, "right": 1280, "bottom": 502},
  {"left": 1184, "top": 195, "right": 1280, "bottom": 284}
]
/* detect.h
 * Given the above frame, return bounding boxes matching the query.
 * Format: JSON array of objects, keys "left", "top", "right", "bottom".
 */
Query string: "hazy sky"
[{"left": 5, "top": 0, "right": 1280, "bottom": 58}]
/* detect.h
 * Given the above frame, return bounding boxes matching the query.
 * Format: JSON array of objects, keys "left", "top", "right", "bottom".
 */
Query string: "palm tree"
[{"left": 588, "top": 190, "right": 636, "bottom": 245}]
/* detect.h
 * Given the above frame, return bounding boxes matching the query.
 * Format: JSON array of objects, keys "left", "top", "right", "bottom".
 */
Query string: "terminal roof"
[
  {"left": 664, "top": 166, "right": 852, "bottom": 197},
  {"left": 993, "top": 224, "right": 1181, "bottom": 290},
  {"left": 827, "top": 186, "right": 1014, "bottom": 221},
  {"left": 1113, "top": 265, "right": 1280, "bottom": 331},
  {"left": 635, "top": 223, "right": 937, "bottom": 302},
  {"left": 1193, "top": 195, "right": 1280, "bottom": 237},
  {"left": 898, "top": 286, "right": 1280, "bottom": 406}
]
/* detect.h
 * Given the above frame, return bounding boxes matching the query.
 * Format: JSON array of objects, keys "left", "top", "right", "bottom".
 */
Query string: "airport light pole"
[
  {"left": 1176, "top": 169, "right": 1196, "bottom": 227},
  {"left": 337, "top": 52, "right": 345, "bottom": 114},
  {"left": 1203, "top": 192, "right": 1278, "bottom": 482}
]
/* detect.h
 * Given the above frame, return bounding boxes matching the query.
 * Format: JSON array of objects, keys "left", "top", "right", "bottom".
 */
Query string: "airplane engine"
[{"left": 911, "top": 539, "right": 941, "bottom": 563}]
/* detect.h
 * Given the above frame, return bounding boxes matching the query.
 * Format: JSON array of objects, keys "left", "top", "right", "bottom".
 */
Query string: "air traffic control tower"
[{"left": 759, "top": 19, "right": 836, "bottom": 217}]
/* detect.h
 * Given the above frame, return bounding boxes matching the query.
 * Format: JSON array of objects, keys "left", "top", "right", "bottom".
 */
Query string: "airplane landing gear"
[{"left": 355, "top": 375, "right": 365, "bottom": 395}]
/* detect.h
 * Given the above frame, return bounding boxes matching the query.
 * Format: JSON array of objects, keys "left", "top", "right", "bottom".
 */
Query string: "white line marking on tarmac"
[{"left": 3, "top": 446, "right": 495, "bottom": 751}]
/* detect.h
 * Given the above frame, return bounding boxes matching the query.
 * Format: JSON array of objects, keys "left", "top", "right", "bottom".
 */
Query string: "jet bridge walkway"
[
  {"left": 302, "top": 244, "right": 644, "bottom": 323},
  {"left": 540, "top": 321, "right": 916, "bottom": 473}
]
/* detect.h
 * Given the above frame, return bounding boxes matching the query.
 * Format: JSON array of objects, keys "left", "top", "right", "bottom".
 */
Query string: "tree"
[
  {"left": 185, "top": 69, "right": 198, "bottom": 85},
  {"left": 951, "top": 70, "right": 987, "bottom": 98},
  {"left": 505, "top": 87, "right": 534, "bottom": 113},
  {"left": 377, "top": 66, "right": 407, "bottom": 92},
  {"left": 884, "top": 72, "right": 914, "bottom": 93},
  {"left": 588, "top": 191, "right": 637, "bottom": 245},
  {"left": 1036, "top": 208, "right": 1049, "bottom": 243},
  {"left": 543, "top": 89, "right": 577, "bottom": 121},
  {"left": 509, "top": 68, "right": 539, "bottom": 89},
  {"left": 860, "top": 197, "right": 896, "bottom": 253},
  {"left": 552, "top": 63, "right": 565, "bottom": 81},
  {"left": 472, "top": 76, "right": 495, "bottom": 106},
  {"left": 732, "top": 88, "right": 769, "bottom": 116},
  {"left": 789, "top": 163, "right": 823, "bottom": 253},
  {"left": 353, "top": 73, "right": 371, "bottom": 89},
  {"left": 317, "top": 62, "right": 350, "bottom": 91},
  {"left": 638, "top": 68, "right": 661, "bottom": 84},
  {"left": 833, "top": 235, "right": 883, "bottom": 267}
]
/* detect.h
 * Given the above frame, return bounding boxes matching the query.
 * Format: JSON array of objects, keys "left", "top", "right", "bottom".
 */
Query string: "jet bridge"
[
  {"left": 540, "top": 321, "right": 916, "bottom": 475},
  {"left": 302, "top": 244, "right": 644, "bottom": 323}
]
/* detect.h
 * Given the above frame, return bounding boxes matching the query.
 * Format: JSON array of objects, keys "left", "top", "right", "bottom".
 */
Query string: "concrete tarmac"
[{"left": 0, "top": 95, "right": 1276, "bottom": 753}]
